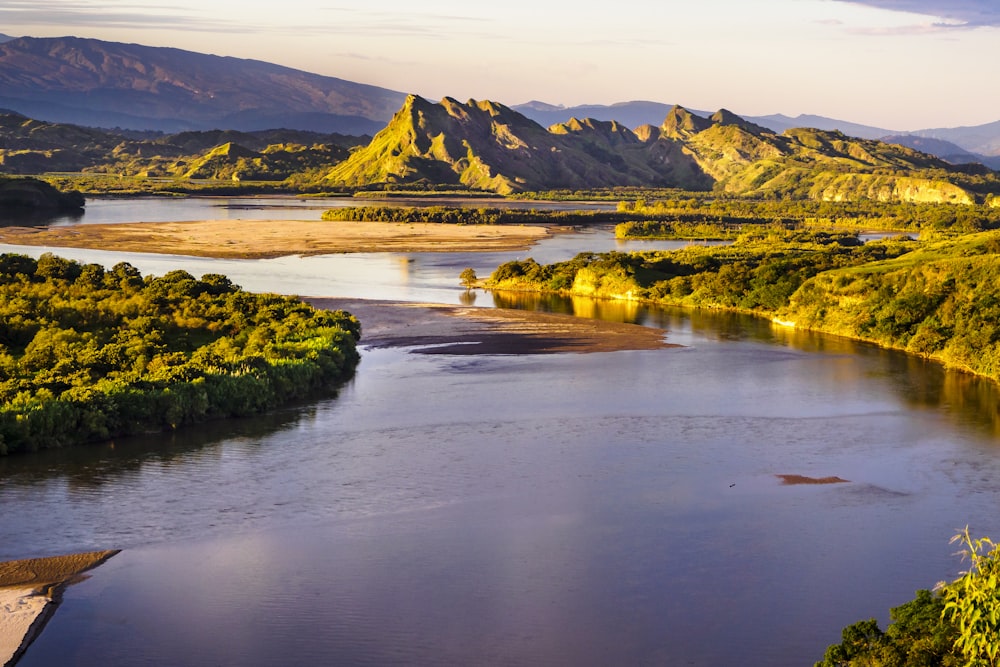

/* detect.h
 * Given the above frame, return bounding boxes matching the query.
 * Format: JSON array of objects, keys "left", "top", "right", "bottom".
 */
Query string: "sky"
[{"left": 1, "top": 0, "right": 997, "bottom": 130}]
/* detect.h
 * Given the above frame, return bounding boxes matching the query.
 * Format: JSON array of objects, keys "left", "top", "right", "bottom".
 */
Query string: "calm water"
[{"left": 2, "top": 197, "right": 1000, "bottom": 666}]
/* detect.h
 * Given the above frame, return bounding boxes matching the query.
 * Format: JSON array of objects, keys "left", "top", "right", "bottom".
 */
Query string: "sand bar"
[
  {"left": 0, "top": 219, "right": 550, "bottom": 258},
  {"left": 1, "top": 550, "right": 119, "bottom": 667},
  {"left": 309, "top": 298, "right": 674, "bottom": 355}
]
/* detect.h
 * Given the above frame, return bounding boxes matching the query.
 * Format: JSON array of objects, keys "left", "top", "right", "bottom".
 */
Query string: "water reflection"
[
  {"left": 490, "top": 288, "right": 1000, "bottom": 439},
  {"left": 0, "top": 401, "right": 317, "bottom": 492},
  {"left": 0, "top": 207, "right": 84, "bottom": 228}
]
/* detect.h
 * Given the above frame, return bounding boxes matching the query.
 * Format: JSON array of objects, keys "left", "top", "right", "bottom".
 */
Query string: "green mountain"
[
  {"left": 325, "top": 97, "right": 999, "bottom": 203},
  {"left": 324, "top": 95, "right": 710, "bottom": 194},
  {"left": 0, "top": 111, "right": 365, "bottom": 180}
]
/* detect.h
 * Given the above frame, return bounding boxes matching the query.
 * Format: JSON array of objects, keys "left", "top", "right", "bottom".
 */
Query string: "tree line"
[{"left": 485, "top": 226, "right": 1000, "bottom": 384}]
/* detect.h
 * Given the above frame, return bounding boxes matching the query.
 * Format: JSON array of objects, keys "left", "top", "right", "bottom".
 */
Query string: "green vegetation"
[
  {"left": 321, "top": 205, "right": 624, "bottom": 225},
  {"left": 459, "top": 268, "right": 478, "bottom": 288},
  {"left": 816, "top": 529, "right": 999, "bottom": 666},
  {"left": 0, "top": 175, "right": 84, "bottom": 211},
  {"left": 1, "top": 111, "right": 366, "bottom": 195},
  {"left": 320, "top": 96, "right": 1000, "bottom": 202},
  {"left": 614, "top": 197, "right": 1000, "bottom": 236},
  {"left": 485, "top": 226, "right": 1000, "bottom": 384},
  {"left": 942, "top": 529, "right": 1000, "bottom": 666},
  {"left": 0, "top": 253, "right": 360, "bottom": 455},
  {"left": 8, "top": 101, "right": 1000, "bottom": 204},
  {"left": 816, "top": 589, "right": 960, "bottom": 666}
]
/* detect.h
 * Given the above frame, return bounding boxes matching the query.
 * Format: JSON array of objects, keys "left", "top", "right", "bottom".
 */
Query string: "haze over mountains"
[{"left": 0, "top": 36, "right": 405, "bottom": 134}]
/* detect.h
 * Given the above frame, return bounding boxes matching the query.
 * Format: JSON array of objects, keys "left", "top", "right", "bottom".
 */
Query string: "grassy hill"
[
  {"left": 323, "top": 95, "right": 711, "bottom": 194},
  {"left": 325, "top": 97, "right": 1000, "bottom": 202},
  {"left": 0, "top": 111, "right": 365, "bottom": 185}
]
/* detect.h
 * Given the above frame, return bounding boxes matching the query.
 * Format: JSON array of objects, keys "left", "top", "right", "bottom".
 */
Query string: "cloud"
[
  {"left": 0, "top": 1, "right": 252, "bottom": 33},
  {"left": 832, "top": 0, "right": 1000, "bottom": 28}
]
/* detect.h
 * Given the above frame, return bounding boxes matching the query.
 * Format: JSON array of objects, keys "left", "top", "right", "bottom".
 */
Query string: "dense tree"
[{"left": 0, "top": 253, "right": 360, "bottom": 455}]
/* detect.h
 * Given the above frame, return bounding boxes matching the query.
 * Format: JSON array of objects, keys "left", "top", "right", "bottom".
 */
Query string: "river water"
[{"left": 2, "top": 197, "right": 999, "bottom": 666}]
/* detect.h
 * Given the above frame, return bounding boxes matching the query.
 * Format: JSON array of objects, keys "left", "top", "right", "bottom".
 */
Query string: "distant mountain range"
[
  {"left": 511, "top": 102, "right": 1000, "bottom": 166},
  {"left": 0, "top": 36, "right": 406, "bottom": 134},
  {"left": 0, "top": 37, "right": 1000, "bottom": 201},
  {"left": 1, "top": 35, "right": 999, "bottom": 183},
  {"left": 2, "top": 96, "right": 998, "bottom": 205},
  {"left": 325, "top": 95, "right": 999, "bottom": 204}
]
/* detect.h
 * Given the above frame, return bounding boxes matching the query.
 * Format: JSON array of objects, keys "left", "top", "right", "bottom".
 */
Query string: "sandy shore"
[
  {"left": 0, "top": 219, "right": 550, "bottom": 258},
  {"left": 0, "top": 550, "right": 119, "bottom": 666},
  {"left": 309, "top": 298, "right": 674, "bottom": 355}
]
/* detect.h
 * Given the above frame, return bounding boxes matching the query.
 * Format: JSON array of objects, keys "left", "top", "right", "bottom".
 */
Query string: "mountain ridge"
[
  {"left": 326, "top": 96, "right": 997, "bottom": 203},
  {"left": 0, "top": 36, "right": 407, "bottom": 134},
  {"left": 2, "top": 35, "right": 998, "bottom": 162}
]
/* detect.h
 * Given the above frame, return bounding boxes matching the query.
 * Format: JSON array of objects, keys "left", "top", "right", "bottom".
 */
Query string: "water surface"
[{"left": 2, "top": 197, "right": 999, "bottom": 666}]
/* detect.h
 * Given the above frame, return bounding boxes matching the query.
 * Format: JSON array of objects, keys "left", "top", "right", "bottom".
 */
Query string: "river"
[{"left": 1, "top": 197, "right": 999, "bottom": 666}]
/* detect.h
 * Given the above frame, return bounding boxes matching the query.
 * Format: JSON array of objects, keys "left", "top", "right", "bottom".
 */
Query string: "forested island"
[{"left": 0, "top": 253, "right": 360, "bottom": 455}]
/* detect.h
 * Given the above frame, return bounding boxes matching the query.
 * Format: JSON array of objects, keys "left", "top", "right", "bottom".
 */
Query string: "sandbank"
[
  {"left": 776, "top": 474, "right": 850, "bottom": 485},
  {"left": 0, "top": 219, "right": 550, "bottom": 258},
  {"left": 308, "top": 298, "right": 674, "bottom": 355},
  {"left": 0, "top": 550, "right": 119, "bottom": 666}
]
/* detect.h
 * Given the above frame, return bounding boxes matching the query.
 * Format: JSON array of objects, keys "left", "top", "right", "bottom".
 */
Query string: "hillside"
[
  {"left": 0, "top": 36, "right": 406, "bottom": 133},
  {"left": 0, "top": 111, "right": 365, "bottom": 180},
  {"left": 514, "top": 102, "right": 1000, "bottom": 168},
  {"left": 324, "top": 95, "right": 710, "bottom": 194},
  {"left": 326, "top": 97, "right": 1000, "bottom": 203}
]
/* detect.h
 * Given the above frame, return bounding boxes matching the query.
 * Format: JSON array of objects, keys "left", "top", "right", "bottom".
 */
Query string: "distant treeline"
[
  {"left": 486, "top": 227, "right": 1000, "bottom": 384},
  {"left": 615, "top": 197, "right": 1000, "bottom": 234},
  {"left": 321, "top": 198, "right": 1000, "bottom": 238},
  {"left": 321, "top": 205, "right": 626, "bottom": 225},
  {"left": 0, "top": 253, "right": 360, "bottom": 455}
]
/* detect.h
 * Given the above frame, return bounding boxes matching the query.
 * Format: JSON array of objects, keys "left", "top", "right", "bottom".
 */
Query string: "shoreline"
[
  {"left": 0, "top": 219, "right": 551, "bottom": 258},
  {"left": 0, "top": 550, "right": 119, "bottom": 667}
]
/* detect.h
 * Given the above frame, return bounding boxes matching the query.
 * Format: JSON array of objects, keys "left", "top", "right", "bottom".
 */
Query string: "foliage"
[
  {"left": 0, "top": 253, "right": 360, "bottom": 455},
  {"left": 485, "top": 227, "right": 1000, "bottom": 384},
  {"left": 815, "top": 590, "right": 961, "bottom": 666},
  {"left": 459, "top": 267, "right": 478, "bottom": 288},
  {"left": 941, "top": 528, "right": 1000, "bottom": 666},
  {"left": 817, "top": 529, "right": 1000, "bottom": 667},
  {"left": 0, "top": 175, "right": 84, "bottom": 210},
  {"left": 615, "top": 197, "right": 1000, "bottom": 234},
  {"left": 321, "top": 205, "right": 625, "bottom": 225}
]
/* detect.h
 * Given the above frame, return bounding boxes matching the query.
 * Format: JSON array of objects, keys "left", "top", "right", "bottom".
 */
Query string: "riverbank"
[
  {"left": 306, "top": 298, "right": 674, "bottom": 354},
  {"left": 0, "top": 550, "right": 119, "bottom": 666},
  {"left": 0, "top": 219, "right": 550, "bottom": 258}
]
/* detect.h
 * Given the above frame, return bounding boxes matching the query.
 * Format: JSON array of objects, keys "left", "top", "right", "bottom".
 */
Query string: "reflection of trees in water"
[
  {"left": 0, "top": 400, "right": 323, "bottom": 491},
  {"left": 491, "top": 288, "right": 1000, "bottom": 438},
  {"left": 0, "top": 208, "right": 84, "bottom": 228},
  {"left": 490, "top": 290, "right": 644, "bottom": 323}
]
